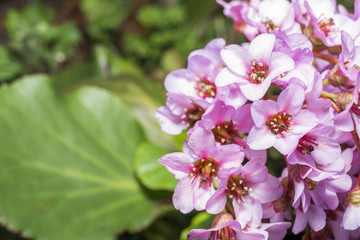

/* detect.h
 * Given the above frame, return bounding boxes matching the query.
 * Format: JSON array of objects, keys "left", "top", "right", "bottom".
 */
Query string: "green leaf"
[
  {"left": 0, "top": 75, "right": 162, "bottom": 240},
  {"left": 180, "top": 212, "right": 214, "bottom": 240},
  {"left": 135, "top": 143, "right": 177, "bottom": 191}
]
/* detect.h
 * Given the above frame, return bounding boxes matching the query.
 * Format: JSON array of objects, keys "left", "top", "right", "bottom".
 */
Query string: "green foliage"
[
  {"left": 5, "top": 3, "right": 80, "bottom": 72},
  {"left": 122, "top": 3, "right": 217, "bottom": 69},
  {"left": 135, "top": 143, "right": 178, "bottom": 191},
  {"left": 0, "top": 75, "right": 165, "bottom": 240},
  {"left": 80, "top": 0, "right": 132, "bottom": 41},
  {"left": 0, "top": 46, "right": 23, "bottom": 82},
  {"left": 137, "top": 5, "right": 186, "bottom": 29}
]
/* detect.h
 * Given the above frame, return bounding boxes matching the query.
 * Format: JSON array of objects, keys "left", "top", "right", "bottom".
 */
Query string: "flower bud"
[
  {"left": 211, "top": 212, "right": 234, "bottom": 228},
  {"left": 328, "top": 64, "right": 349, "bottom": 87},
  {"left": 337, "top": 90, "right": 354, "bottom": 109}
]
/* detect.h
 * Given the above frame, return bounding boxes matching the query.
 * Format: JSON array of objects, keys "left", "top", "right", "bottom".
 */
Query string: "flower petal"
[{"left": 249, "top": 34, "right": 276, "bottom": 64}]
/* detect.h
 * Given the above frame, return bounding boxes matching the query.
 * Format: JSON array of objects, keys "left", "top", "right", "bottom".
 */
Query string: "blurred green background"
[{"left": 0, "top": 0, "right": 355, "bottom": 240}]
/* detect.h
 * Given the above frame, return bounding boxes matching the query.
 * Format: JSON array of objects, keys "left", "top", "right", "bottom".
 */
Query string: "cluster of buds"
[{"left": 156, "top": 0, "right": 360, "bottom": 239}]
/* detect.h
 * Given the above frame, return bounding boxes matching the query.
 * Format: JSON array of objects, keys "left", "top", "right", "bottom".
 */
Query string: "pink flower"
[
  {"left": 247, "top": 83, "right": 318, "bottom": 154},
  {"left": 191, "top": 100, "right": 266, "bottom": 162},
  {"left": 216, "top": 34, "right": 295, "bottom": 101},
  {"left": 156, "top": 93, "right": 209, "bottom": 135},
  {"left": 241, "top": 0, "right": 301, "bottom": 35},
  {"left": 158, "top": 126, "right": 244, "bottom": 213},
  {"left": 304, "top": 1, "right": 360, "bottom": 47},
  {"left": 206, "top": 158, "right": 283, "bottom": 227}
]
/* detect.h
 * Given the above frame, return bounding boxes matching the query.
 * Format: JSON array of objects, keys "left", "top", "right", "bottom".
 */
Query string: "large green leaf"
[{"left": 0, "top": 75, "right": 161, "bottom": 240}]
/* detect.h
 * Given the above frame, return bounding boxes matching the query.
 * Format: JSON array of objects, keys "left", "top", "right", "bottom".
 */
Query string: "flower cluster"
[{"left": 156, "top": 0, "right": 360, "bottom": 239}]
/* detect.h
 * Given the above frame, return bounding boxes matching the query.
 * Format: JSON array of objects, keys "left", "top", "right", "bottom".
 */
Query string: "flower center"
[
  {"left": 289, "top": 164, "right": 318, "bottom": 190},
  {"left": 227, "top": 175, "right": 253, "bottom": 204},
  {"left": 345, "top": 59, "right": 360, "bottom": 71},
  {"left": 263, "top": 19, "right": 279, "bottom": 33},
  {"left": 195, "top": 76, "right": 217, "bottom": 98},
  {"left": 190, "top": 158, "right": 218, "bottom": 187},
  {"left": 248, "top": 62, "right": 269, "bottom": 84},
  {"left": 347, "top": 188, "right": 360, "bottom": 207},
  {"left": 297, "top": 135, "right": 318, "bottom": 155},
  {"left": 181, "top": 104, "right": 205, "bottom": 128},
  {"left": 318, "top": 16, "right": 338, "bottom": 37},
  {"left": 266, "top": 112, "right": 293, "bottom": 135},
  {"left": 212, "top": 121, "right": 247, "bottom": 145},
  {"left": 351, "top": 104, "right": 360, "bottom": 116}
]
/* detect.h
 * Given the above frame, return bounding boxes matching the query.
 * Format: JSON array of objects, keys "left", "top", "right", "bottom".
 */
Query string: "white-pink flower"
[{"left": 216, "top": 34, "right": 295, "bottom": 101}]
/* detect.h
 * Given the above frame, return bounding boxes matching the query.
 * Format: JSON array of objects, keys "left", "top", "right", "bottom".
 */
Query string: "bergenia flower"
[
  {"left": 304, "top": 1, "right": 360, "bottom": 47},
  {"left": 156, "top": 93, "right": 209, "bottom": 135},
  {"left": 216, "top": 34, "right": 295, "bottom": 101},
  {"left": 241, "top": 0, "right": 301, "bottom": 36},
  {"left": 206, "top": 158, "right": 283, "bottom": 227},
  {"left": 158, "top": 126, "right": 244, "bottom": 213},
  {"left": 187, "top": 213, "right": 243, "bottom": 240},
  {"left": 191, "top": 100, "right": 266, "bottom": 162},
  {"left": 247, "top": 82, "right": 318, "bottom": 154}
]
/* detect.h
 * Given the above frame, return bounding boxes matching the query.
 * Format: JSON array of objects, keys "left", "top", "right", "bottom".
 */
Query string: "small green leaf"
[
  {"left": 180, "top": 212, "right": 214, "bottom": 240},
  {"left": 0, "top": 75, "right": 162, "bottom": 240},
  {"left": 135, "top": 143, "right": 177, "bottom": 191}
]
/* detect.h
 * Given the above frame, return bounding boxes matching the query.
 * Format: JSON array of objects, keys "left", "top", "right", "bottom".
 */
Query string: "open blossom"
[
  {"left": 247, "top": 82, "right": 318, "bottom": 154},
  {"left": 241, "top": 0, "right": 301, "bottom": 36},
  {"left": 206, "top": 158, "right": 283, "bottom": 227},
  {"left": 156, "top": 93, "right": 209, "bottom": 135},
  {"left": 191, "top": 100, "right": 266, "bottom": 162},
  {"left": 188, "top": 212, "right": 291, "bottom": 240},
  {"left": 216, "top": 34, "right": 295, "bottom": 101},
  {"left": 304, "top": 1, "right": 360, "bottom": 46},
  {"left": 158, "top": 126, "right": 244, "bottom": 213}
]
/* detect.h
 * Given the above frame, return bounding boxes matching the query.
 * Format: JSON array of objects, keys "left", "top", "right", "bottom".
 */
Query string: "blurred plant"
[
  {"left": 0, "top": 46, "right": 23, "bottom": 82},
  {"left": 122, "top": 3, "right": 218, "bottom": 69},
  {"left": 5, "top": 3, "right": 80, "bottom": 73},
  {"left": 80, "top": 0, "right": 132, "bottom": 41}
]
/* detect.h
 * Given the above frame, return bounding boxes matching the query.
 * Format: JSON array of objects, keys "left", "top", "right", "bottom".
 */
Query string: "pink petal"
[
  {"left": 205, "top": 186, "right": 227, "bottom": 214},
  {"left": 293, "top": 209, "right": 308, "bottom": 234},
  {"left": 242, "top": 158, "right": 267, "bottom": 182},
  {"left": 247, "top": 126, "right": 277, "bottom": 150},
  {"left": 221, "top": 44, "right": 251, "bottom": 75},
  {"left": 249, "top": 34, "right": 276, "bottom": 64},
  {"left": 308, "top": 204, "right": 326, "bottom": 232},
  {"left": 273, "top": 133, "right": 301, "bottom": 155},
  {"left": 268, "top": 52, "right": 295, "bottom": 80},
  {"left": 188, "top": 127, "right": 217, "bottom": 158},
  {"left": 277, "top": 83, "right": 305, "bottom": 115},
  {"left": 239, "top": 77, "right": 272, "bottom": 101},
  {"left": 251, "top": 100, "right": 279, "bottom": 127},
  {"left": 215, "top": 67, "right": 243, "bottom": 86},
  {"left": 173, "top": 177, "right": 194, "bottom": 213},
  {"left": 156, "top": 106, "right": 186, "bottom": 135},
  {"left": 215, "top": 144, "right": 244, "bottom": 168},
  {"left": 158, "top": 152, "right": 194, "bottom": 178},
  {"left": 249, "top": 175, "right": 283, "bottom": 203},
  {"left": 164, "top": 69, "right": 196, "bottom": 95},
  {"left": 290, "top": 110, "right": 318, "bottom": 134}
]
